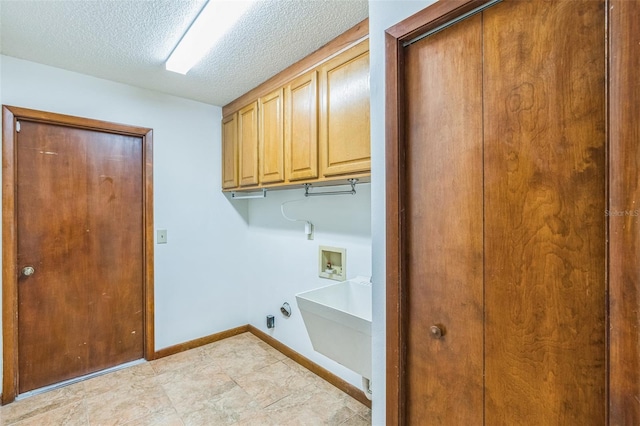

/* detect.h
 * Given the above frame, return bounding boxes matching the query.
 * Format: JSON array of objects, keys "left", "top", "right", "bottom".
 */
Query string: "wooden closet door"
[
  {"left": 483, "top": 0, "right": 606, "bottom": 423},
  {"left": 404, "top": 13, "right": 484, "bottom": 423}
]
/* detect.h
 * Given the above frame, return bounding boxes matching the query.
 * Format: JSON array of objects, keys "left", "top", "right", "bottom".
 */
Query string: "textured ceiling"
[{"left": 0, "top": 0, "right": 368, "bottom": 106}]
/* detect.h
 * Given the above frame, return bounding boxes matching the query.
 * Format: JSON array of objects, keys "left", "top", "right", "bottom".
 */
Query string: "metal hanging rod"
[
  {"left": 403, "top": 0, "right": 502, "bottom": 47},
  {"left": 231, "top": 188, "right": 267, "bottom": 199},
  {"left": 304, "top": 179, "right": 358, "bottom": 197}
]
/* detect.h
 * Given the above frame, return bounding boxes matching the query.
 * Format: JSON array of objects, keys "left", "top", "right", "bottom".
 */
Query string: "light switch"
[{"left": 157, "top": 229, "right": 167, "bottom": 244}]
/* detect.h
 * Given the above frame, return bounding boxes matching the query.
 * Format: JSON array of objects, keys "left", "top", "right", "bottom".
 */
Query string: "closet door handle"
[
  {"left": 22, "top": 266, "right": 35, "bottom": 277},
  {"left": 430, "top": 325, "right": 444, "bottom": 339}
]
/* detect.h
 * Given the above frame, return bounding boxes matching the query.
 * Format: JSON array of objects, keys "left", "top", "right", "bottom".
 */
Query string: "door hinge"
[{"left": 16, "top": 121, "right": 21, "bottom": 133}]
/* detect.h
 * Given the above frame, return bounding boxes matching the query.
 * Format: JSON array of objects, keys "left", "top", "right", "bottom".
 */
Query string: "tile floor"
[{"left": 0, "top": 333, "right": 371, "bottom": 425}]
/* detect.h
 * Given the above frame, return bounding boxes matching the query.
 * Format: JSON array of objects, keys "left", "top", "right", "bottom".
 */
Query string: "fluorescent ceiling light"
[{"left": 166, "top": 0, "right": 256, "bottom": 74}]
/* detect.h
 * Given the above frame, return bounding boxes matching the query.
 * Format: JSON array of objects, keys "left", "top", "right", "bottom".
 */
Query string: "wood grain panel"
[
  {"left": 222, "top": 114, "right": 238, "bottom": 189},
  {"left": 483, "top": 1, "right": 606, "bottom": 423},
  {"left": 285, "top": 71, "right": 319, "bottom": 182},
  {"left": 2, "top": 106, "right": 19, "bottom": 404},
  {"left": 238, "top": 102, "right": 259, "bottom": 187},
  {"left": 609, "top": 0, "right": 640, "bottom": 423},
  {"left": 16, "top": 122, "right": 144, "bottom": 392},
  {"left": 259, "top": 89, "right": 285, "bottom": 184},
  {"left": 143, "top": 130, "right": 155, "bottom": 362},
  {"left": 385, "top": 27, "right": 405, "bottom": 425},
  {"left": 319, "top": 40, "right": 370, "bottom": 178},
  {"left": 404, "top": 14, "right": 484, "bottom": 423},
  {"left": 2, "top": 105, "right": 154, "bottom": 404},
  {"left": 84, "top": 130, "right": 144, "bottom": 373}
]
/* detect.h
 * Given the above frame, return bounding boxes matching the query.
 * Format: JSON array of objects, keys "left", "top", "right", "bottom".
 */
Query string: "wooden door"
[
  {"left": 259, "top": 89, "right": 285, "bottom": 184},
  {"left": 285, "top": 70, "right": 318, "bottom": 182},
  {"left": 16, "top": 120, "right": 144, "bottom": 393},
  {"left": 238, "top": 101, "right": 259, "bottom": 187},
  {"left": 319, "top": 40, "right": 370, "bottom": 177},
  {"left": 609, "top": 0, "right": 640, "bottom": 423},
  {"left": 390, "top": 0, "right": 607, "bottom": 423},
  {"left": 483, "top": 1, "right": 606, "bottom": 423},
  {"left": 404, "top": 13, "right": 484, "bottom": 423},
  {"left": 222, "top": 113, "right": 238, "bottom": 189}
]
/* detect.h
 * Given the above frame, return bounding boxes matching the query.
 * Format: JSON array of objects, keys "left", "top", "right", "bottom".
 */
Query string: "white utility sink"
[{"left": 296, "top": 276, "right": 371, "bottom": 379}]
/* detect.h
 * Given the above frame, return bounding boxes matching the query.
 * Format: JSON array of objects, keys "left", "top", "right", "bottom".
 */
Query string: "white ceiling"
[{"left": 0, "top": 0, "right": 368, "bottom": 106}]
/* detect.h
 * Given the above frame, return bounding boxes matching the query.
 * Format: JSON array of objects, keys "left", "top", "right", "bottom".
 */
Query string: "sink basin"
[{"left": 296, "top": 276, "right": 371, "bottom": 379}]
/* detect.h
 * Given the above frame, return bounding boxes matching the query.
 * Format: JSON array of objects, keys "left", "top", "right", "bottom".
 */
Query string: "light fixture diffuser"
[{"left": 166, "top": 0, "right": 256, "bottom": 74}]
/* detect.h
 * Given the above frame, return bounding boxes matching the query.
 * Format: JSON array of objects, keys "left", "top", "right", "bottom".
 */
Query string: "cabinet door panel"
[
  {"left": 221, "top": 114, "right": 238, "bottom": 189},
  {"left": 259, "top": 89, "right": 285, "bottom": 184},
  {"left": 285, "top": 71, "right": 318, "bottom": 181},
  {"left": 238, "top": 102, "right": 259, "bottom": 187},
  {"left": 320, "top": 40, "right": 370, "bottom": 177}
]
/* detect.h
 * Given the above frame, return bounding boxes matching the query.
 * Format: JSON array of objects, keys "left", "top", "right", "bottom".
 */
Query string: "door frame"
[
  {"left": 385, "top": 0, "right": 639, "bottom": 424},
  {"left": 1, "top": 105, "right": 155, "bottom": 404}
]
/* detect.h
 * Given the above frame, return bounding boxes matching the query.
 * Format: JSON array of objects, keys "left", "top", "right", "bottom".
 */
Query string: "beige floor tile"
[
  {"left": 150, "top": 349, "right": 213, "bottom": 376},
  {"left": 0, "top": 382, "right": 85, "bottom": 425},
  {"left": 0, "top": 333, "right": 369, "bottom": 426},
  {"left": 234, "top": 361, "right": 313, "bottom": 407},
  {"left": 7, "top": 400, "right": 88, "bottom": 426},
  {"left": 83, "top": 362, "right": 156, "bottom": 398},
  {"left": 359, "top": 408, "right": 372, "bottom": 423},
  {"left": 254, "top": 340, "right": 288, "bottom": 361},
  {"left": 122, "top": 407, "right": 184, "bottom": 426},
  {"left": 280, "top": 357, "right": 319, "bottom": 382},
  {"left": 212, "top": 345, "right": 280, "bottom": 379},
  {"left": 160, "top": 365, "right": 236, "bottom": 415},
  {"left": 86, "top": 379, "right": 172, "bottom": 426},
  {"left": 232, "top": 411, "right": 280, "bottom": 426},
  {"left": 199, "top": 334, "right": 253, "bottom": 359},
  {"left": 268, "top": 404, "right": 325, "bottom": 426},
  {"left": 265, "top": 383, "right": 358, "bottom": 425},
  {"left": 340, "top": 413, "right": 371, "bottom": 426},
  {"left": 177, "top": 385, "right": 260, "bottom": 426}
]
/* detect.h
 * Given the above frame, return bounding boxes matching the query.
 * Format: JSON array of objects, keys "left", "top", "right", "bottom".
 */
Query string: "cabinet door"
[
  {"left": 221, "top": 113, "right": 238, "bottom": 189},
  {"left": 285, "top": 71, "right": 318, "bottom": 181},
  {"left": 319, "top": 40, "right": 370, "bottom": 177},
  {"left": 238, "top": 101, "right": 259, "bottom": 187},
  {"left": 259, "top": 89, "right": 285, "bottom": 184}
]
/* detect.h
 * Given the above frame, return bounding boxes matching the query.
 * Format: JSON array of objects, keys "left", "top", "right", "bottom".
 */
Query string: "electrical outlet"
[{"left": 157, "top": 229, "right": 167, "bottom": 244}]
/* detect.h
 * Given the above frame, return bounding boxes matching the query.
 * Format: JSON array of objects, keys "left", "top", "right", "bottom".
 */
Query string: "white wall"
[
  {"left": 369, "top": 1, "right": 436, "bottom": 424},
  {"left": 0, "top": 55, "right": 372, "bottom": 395},
  {"left": 245, "top": 184, "right": 372, "bottom": 389},
  {"left": 0, "top": 55, "right": 251, "bottom": 360}
]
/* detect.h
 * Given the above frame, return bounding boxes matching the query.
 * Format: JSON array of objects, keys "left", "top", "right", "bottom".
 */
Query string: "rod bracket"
[{"left": 304, "top": 179, "right": 358, "bottom": 197}]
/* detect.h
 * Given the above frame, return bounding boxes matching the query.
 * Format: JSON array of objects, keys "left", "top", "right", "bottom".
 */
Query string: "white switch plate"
[{"left": 157, "top": 229, "right": 167, "bottom": 244}]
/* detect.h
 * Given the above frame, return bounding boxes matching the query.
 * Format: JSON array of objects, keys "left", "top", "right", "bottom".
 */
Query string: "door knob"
[
  {"left": 430, "top": 325, "right": 444, "bottom": 339},
  {"left": 21, "top": 266, "right": 35, "bottom": 277}
]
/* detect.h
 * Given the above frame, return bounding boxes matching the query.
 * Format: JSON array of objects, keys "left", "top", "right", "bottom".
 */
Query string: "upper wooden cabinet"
[
  {"left": 221, "top": 113, "right": 238, "bottom": 189},
  {"left": 259, "top": 88, "right": 285, "bottom": 184},
  {"left": 221, "top": 19, "right": 369, "bottom": 192},
  {"left": 238, "top": 101, "right": 259, "bottom": 187},
  {"left": 285, "top": 71, "right": 319, "bottom": 182},
  {"left": 319, "top": 40, "right": 370, "bottom": 178}
]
